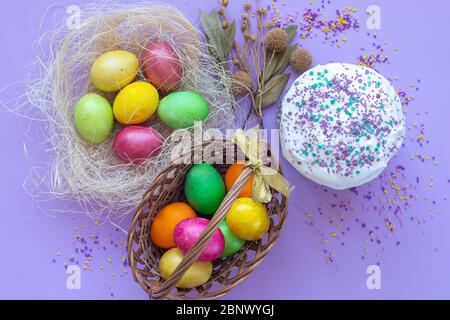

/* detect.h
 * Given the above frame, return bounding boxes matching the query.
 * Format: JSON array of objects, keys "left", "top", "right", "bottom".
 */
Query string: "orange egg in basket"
[
  {"left": 225, "top": 162, "right": 254, "bottom": 198},
  {"left": 150, "top": 202, "right": 197, "bottom": 249}
]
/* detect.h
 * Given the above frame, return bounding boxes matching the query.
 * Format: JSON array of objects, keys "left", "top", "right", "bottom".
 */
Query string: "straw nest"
[{"left": 24, "top": 2, "right": 237, "bottom": 221}]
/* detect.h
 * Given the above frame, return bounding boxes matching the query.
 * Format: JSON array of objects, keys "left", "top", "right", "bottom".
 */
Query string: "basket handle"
[{"left": 153, "top": 165, "right": 253, "bottom": 298}]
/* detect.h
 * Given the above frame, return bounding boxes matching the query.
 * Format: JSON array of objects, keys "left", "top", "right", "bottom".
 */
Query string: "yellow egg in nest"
[
  {"left": 90, "top": 50, "right": 139, "bottom": 92},
  {"left": 113, "top": 81, "right": 159, "bottom": 125}
]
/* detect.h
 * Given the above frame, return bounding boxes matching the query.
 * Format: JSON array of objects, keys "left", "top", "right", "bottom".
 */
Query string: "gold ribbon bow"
[{"left": 232, "top": 126, "right": 291, "bottom": 203}]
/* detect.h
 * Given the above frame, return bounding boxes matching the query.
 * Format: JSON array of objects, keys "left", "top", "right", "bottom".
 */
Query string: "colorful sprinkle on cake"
[{"left": 280, "top": 63, "right": 405, "bottom": 190}]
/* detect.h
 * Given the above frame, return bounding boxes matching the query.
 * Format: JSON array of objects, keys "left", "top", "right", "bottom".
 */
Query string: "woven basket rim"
[{"left": 127, "top": 137, "right": 288, "bottom": 300}]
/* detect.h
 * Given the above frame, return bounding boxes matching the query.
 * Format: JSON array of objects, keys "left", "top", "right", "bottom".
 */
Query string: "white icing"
[{"left": 280, "top": 63, "right": 405, "bottom": 190}]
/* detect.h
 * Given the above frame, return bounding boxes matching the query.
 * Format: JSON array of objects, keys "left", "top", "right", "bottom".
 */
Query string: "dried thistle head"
[
  {"left": 290, "top": 48, "right": 313, "bottom": 73},
  {"left": 265, "top": 28, "right": 289, "bottom": 52},
  {"left": 231, "top": 71, "right": 253, "bottom": 96}
]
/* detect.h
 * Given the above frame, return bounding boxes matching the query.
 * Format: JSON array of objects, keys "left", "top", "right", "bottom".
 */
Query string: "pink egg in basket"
[{"left": 174, "top": 217, "right": 225, "bottom": 262}]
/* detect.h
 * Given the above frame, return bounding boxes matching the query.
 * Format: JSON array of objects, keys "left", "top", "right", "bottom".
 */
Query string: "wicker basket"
[{"left": 127, "top": 137, "right": 288, "bottom": 300}]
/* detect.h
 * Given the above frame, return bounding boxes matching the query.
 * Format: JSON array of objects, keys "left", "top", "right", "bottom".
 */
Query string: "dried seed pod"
[
  {"left": 223, "top": 20, "right": 229, "bottom": 29},
  {"left": 290, "top": 48, "right": 313, "bottom": 73},
  {"left": 231, "top": 71, "right": 253, "bottom": 96},
  {"left": 244, "top": 2, "right": 252, "bottom": 10},
  {"left": 218, "top": 9, "right": 225, "bottom": 16},
  {"left": 222, "top": 0, "right": 229, "bottom": 7},
  {"left": 265, "top": 28, "right": 288, "bottom": 52}
]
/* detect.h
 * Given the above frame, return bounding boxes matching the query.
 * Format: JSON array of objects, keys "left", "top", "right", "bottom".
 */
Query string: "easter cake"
[{"left": 280, "top": 63, "right": 405, "bottom": 190}]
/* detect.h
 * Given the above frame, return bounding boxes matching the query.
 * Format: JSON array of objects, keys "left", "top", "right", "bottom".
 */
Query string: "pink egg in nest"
[
  {"left": 141, "top": 42, "right": 182, "bottom": 93},
  {"left": 113, "top": 126, "right": 163, "bottom": 164},
  {"left": 174, "top": 217, "right": 225, "bottom": 262}
]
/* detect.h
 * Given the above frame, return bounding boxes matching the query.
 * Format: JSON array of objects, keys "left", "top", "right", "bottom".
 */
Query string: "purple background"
[{"left": 1, "top": 0, "right": 449, "bottom": 299}]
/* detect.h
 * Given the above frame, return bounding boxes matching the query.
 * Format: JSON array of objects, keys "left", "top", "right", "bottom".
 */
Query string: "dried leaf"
[
  {"left": 272, "top": 45, "right": 297, "bottom": 78},
  {"left": 223, "top": 19, "right": 236, "bottom": 56},
  {"left": 264, "top": 44, "right": 296, "bottom": 82},
  {"left": 200, "top": 11, "right": 226, "bottom": 62},
  {"left": 264, "top": 50, "right": 278, "bottom": 81},
  {"left": 284, "top": 24, "right": 298, "bottom": 43},
  {"left": 258, "top": 73, "right": 291, "bottom": 108}
]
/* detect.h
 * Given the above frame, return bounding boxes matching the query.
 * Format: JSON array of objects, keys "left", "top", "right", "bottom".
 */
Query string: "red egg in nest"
[
  {"left": 141, "top": 42, "right": 182, "bottom": 93},
  {"left": 113, "top": 126, "right": 163, "bottom": 164}
]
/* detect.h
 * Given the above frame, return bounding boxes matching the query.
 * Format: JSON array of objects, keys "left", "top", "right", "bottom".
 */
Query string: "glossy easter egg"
[
  {"left": 159, "top": 248, "right": 212, "bottom": 289},
  {"left": 184, "top": 163, "right": 226, "bottom": 215},
  {"left": 225, "top": 162, "right": 254, "bottom": 198},
  {"left": 226, "top": 197, "right": 270, "bottom": 241},
  {"left": 141, "top": 42, "right": 182, "bottom": 93},
  {"left": 150, "top": 202, "right": 197, "bottom": 249},
  {"left": 90, "top": 50, "right": 139, "bottom": 92},
  {"left": 113, "top": 82, "right": 159, "bottom": 125},
  {"left": 113, "top": 126, "right": 163, "bottom": 164},
  {"left": 74, "top": 93, "right": 114, "bottom": 145},
  {"left": 157, "top": 91, "right": 209, "bottom": 129},
  {"left": 174, "top": 217, "right": 225, "bottom": 262},
  {"left": 219, "top": 220, "right": 245, "bottom": 258}
]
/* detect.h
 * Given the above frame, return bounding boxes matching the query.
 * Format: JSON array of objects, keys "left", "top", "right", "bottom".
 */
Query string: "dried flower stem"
[
  {"left": 252, "top": 12, "right": 267, "bottom": 127},
  {"left": 218, "top": 1, "right": 250, "bottom": 74},
  {"left": 209, "top": 0, "right": 296, "bottom": 128}
]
